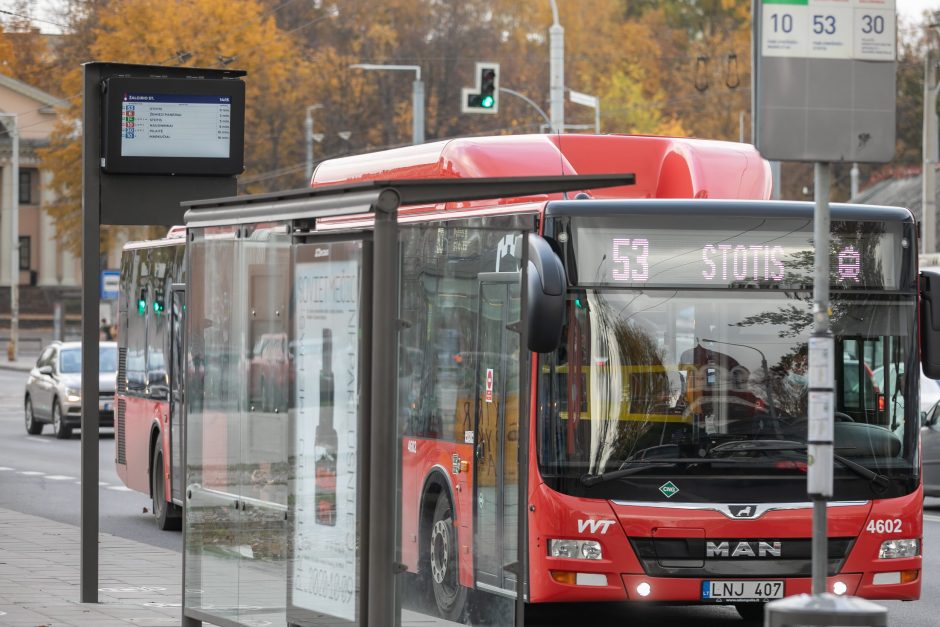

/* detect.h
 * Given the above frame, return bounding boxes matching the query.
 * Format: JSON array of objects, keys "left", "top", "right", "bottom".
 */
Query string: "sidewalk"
[
  {"left": 0, "top": 358, "right": 34, "bottom": 373},
  {"left": 0, "top": 508, "right": 183, "bottom": 626}
]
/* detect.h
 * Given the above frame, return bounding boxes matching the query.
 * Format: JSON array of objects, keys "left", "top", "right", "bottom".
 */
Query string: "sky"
[{"left": 7, "top": 0, "right": 940, "bottom": 34}]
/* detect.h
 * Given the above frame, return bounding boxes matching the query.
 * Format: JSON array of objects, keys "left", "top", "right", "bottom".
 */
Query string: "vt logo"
[{"left": 577, "top": 519, "right": 615, "bottom": 534}]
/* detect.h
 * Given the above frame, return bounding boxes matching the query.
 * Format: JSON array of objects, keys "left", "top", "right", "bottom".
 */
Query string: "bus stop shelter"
[{"left": 178, "top": 175, "right": 629, "bottom": 627}]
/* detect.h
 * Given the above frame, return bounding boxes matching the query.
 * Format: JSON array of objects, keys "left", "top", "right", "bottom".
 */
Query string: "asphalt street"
[
  {"left": 0, "top": 366, "right": 939, "bottom": 624},
  {"left": 0, "top": 367, "right": 181, "bottom": 552}
]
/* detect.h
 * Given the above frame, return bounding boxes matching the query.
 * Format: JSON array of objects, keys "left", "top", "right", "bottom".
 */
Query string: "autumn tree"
[{"left": 40, "top": 0, "right": 320, "bottom": 254}]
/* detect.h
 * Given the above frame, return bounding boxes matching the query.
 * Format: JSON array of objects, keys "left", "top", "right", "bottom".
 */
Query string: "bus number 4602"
[{"left": 866, "top": 519, "right": 902, "bottom": 534}]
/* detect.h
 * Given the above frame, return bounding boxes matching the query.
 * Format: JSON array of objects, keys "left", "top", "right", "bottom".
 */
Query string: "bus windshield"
[{"left": 537, "top": 289, "right": 919, "bottom": 502}]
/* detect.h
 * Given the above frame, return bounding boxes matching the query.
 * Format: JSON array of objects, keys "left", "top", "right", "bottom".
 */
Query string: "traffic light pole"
[
  {"left": 0, "top": 113, "right": 19, "bottom": 362},
  {"left": 350, "top": 64, "right": 424, "bottom": 145},
  {"left": 549, "top": 0, "right": 564, "bottom": 132}
]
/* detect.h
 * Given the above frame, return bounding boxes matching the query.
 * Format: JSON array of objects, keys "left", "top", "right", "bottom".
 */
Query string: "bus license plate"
[{"left": 702, "top": 580, "right": 783, "bottom": 601}]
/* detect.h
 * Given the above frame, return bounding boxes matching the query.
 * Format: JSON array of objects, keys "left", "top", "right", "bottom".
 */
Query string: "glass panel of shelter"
[
  {"left": 398, "top": 220, "right": 526, "bottom": 627},
  {"left": 287, "top": 236, "right": 367, "bottom": 627},
  {"left": 184, "top": 225, "right": 245, "bottom": 624}
]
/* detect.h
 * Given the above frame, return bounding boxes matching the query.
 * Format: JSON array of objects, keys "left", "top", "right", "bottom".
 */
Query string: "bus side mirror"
[
  {"left": 921, "top": 270, "right": 940, "bottom": 378},
  {"left": 527, "top": 235, "right": 566, "bottom": 353}
]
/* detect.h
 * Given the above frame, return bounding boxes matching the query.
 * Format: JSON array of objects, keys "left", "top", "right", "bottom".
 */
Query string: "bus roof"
[{"left": 311, "top": 134, "right": 772, "bottom": 202}]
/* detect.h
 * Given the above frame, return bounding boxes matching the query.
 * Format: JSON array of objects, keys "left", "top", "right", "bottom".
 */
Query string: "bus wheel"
[
  {"left": 152, "top": 442, "right": 182, "bottom": 531},
  {"left": 429, "top": 493, "right": 467, "bottom": 621},
  {"left": 735, "top": 603, "right": 766, "bottom": 623}
]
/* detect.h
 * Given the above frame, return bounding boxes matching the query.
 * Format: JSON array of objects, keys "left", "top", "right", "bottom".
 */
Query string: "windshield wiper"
[
  {"left": 580, "top": 458, "right": 762, "bottom": 487},
  {"left": 712, "top": 441, "right": 890, "bottom": 489}
]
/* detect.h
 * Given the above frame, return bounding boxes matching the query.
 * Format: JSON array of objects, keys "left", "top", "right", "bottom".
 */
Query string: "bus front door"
[{"left": 473, "top": 274, "right": 521, "bottom": 597}]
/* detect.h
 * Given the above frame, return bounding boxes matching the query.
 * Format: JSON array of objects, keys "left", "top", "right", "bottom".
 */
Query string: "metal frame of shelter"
[
  {"left": 81, "top": 62, "right": 244, "bottom": 603},
  {"left": 180, "top": 173, "right": 633, "bottom": 627}
]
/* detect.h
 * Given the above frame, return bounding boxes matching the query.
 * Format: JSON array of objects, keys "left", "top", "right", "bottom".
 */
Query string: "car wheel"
[
  {"left": 51, "top": 399, "right": 71, "bottom": 439},
  {"left": 24, "top": 396, "right": 42, "bottom": 435},
  {"left": 735, "top": 603, "right": 766, "bottom": 623},
  {"left": 429, "top": 492, "right": 467, "bottom": 622},
  {"left": 152, "top": 441, "right": 182, "bottom": 531}
]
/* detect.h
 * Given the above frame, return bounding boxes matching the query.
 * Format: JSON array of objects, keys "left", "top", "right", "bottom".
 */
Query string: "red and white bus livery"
[{"left": 117, "top": 134, "right": 925, "bottom": 623}]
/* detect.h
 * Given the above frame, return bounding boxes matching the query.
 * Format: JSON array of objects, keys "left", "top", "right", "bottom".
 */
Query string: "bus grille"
[
  {"left": 116, "top": 398, "right": 126, "bottom": 465},
  {"left": 117, "top": 348, "right": 127, "bottom": 393}
]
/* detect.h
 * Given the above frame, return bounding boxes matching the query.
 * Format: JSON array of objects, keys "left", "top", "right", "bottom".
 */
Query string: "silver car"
[{"left": 24, "top": 341, "right": 118, "bottom": 439}]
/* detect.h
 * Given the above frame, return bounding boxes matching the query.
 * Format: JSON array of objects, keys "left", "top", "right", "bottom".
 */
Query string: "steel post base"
[{"left": 766, "top": 593, "right": 887, "bottom": 626}]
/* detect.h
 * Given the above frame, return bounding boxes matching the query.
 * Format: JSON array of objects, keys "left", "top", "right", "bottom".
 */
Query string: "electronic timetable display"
[
  {"left": 102, "top": 76, "right": 245, "bottom": 175},
  {"left": 570, "top": 215, "right": 904, "bottom": 290}
]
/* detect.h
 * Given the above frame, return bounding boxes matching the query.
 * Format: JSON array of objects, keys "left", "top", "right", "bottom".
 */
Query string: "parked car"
[{"left": 24, "top": 341, "right": 118, "bottom": 439}]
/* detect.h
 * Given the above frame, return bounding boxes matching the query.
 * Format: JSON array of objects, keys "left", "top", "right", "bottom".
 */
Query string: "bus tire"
[
  {"left": 735, "top": 603, "right": 766, "bottom": 623},
  {"left": 429, "top": 492, "right": 467, "bottom": 621},
  {"left": 152, "top": 442, "right": 182, "bottom": 531},
  {"left": 51, "top": 399, "right": 71, "bottom": 439},
  {"left": 24, "top": 395, "right": 42, "bottom": 435}
]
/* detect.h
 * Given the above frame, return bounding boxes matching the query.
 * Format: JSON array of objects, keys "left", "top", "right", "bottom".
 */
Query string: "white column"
[
  {"left": 0, "top": 164, "right": 11, "bottom": 287},
  {"left": 38, "top": 169, "right": 58, "bottom": 286}
]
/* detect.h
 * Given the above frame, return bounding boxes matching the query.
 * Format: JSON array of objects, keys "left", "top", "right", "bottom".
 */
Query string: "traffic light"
[{"left": 461, "top": 62, "right": 499, "bottom": 114}]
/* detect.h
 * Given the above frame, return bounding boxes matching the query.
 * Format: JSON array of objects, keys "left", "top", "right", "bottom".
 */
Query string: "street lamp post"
[
  {"left": 349, "top": 64, "right": 424, "bottom": 145},
  {"left": 305, "top": 104, "right": 324, "bottom": 183},
  {"left": 549, "top": 0, "right": 565, "bottom": 133},
  {"left": 924, "top": 20, "right": 940, "bottom": 253},
  {"left": 0, "top": 113, "right": 18, "bottom": 362}
]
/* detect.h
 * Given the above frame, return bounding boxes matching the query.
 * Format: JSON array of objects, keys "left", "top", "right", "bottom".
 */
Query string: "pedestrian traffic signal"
[{"left": 462, "top": 62, "right": 499, "bottom": 114}]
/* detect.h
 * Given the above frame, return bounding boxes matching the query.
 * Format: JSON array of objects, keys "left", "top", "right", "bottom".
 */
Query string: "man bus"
[{"left": 119, "top": 134, "right": 925, "bottom": 624}]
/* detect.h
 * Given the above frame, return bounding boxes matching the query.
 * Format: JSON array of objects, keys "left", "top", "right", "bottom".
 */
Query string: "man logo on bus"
[{"left": 729, "top": 505, "right": 757, "bottom": 519}]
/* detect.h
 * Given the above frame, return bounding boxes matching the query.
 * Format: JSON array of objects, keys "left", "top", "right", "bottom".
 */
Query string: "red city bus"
[
  {"left": 115, "top": 227, "right": 187, "bottom": 530},
  {"left": 310, "top": 134, "right": 922, "bottom": 622},
  {"left": 119, "top": 134, "right": 925, "bottom": 623}
]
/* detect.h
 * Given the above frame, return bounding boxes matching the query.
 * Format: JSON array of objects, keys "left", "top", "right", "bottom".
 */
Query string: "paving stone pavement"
[{"left": 0, "top": 507, "right": 182, "bottom": 627}]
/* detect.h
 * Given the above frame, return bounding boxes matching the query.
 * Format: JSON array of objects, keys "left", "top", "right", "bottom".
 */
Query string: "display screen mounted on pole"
[
  {"left": 754, "top": 0, "right": 897, "bottom": 163},
  {"left": 102, "top": 76, "right": 245, "bottom": 175}
]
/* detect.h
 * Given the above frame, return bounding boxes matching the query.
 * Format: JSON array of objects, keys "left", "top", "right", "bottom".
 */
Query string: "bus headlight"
[
  {"left": 549, "top": 539, "right": 603, "bottom": 560},
  {"left": 66, "top": 388, "right": 81, "bottom": 402},
  {"left": 878, "top": 539, "right": 919, "bottom": 559}
]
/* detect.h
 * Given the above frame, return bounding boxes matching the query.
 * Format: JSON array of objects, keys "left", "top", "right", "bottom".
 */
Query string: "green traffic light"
[
  {"left": 481, "top": 95, "right": 494, "bottom": 108},
  {"left": 138, "top": 299, "right": 146, "bottom": 315}
]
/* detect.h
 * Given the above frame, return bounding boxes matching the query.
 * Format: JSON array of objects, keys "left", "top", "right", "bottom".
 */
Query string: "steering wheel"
[{"left": 834, "top": 411, "right": 855, "bottom": 422}]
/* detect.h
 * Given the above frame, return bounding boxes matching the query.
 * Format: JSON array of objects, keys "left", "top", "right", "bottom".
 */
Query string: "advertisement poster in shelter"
[{"left": 289, "top": 239, "right": 362, "bottom": 623}]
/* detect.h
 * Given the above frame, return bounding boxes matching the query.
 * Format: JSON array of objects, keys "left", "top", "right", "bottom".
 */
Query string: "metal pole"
[
  {"left": 368, "top": 189, "right": 401, "bottom": 626},
  {"left": 305, "top": 110, "right": 313, "bottom": 183},
  {"left": 809, "top": 161, "right": 833, "bottom": 597},
  {"left": 770, "top": 161, "right": 782, "bottom": 200},
  {"left": 499, "top": 87, "right": 551, "bottom": 128},
  {"left": 2, "top": 113, "right": 19, "bottom": 361},
  {"left": 412, "top": 79, "right": 425, "bottom": 145},
  {"left": 80, "top": 63, "right": 101, "bottom": 604},
  {"left": 850, "top": 163, "right": 860, "bottom": 199},
  {"left": 305, "top": 104, "right": 323, "bottom": 184},
  {"left": 924, "top": 52, "right": 937, "bottom": 253},
  {"left": 549, "top": 0, "right": 564, "bottom": 133},
  {"left": 595, "top": 100, "right": 600, "bottom": 134}
]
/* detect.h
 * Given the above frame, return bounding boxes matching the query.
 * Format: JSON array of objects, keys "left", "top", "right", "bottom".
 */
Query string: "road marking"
[
  {"left": 45, "top": 475, "right": 75, "bottom": 481},
  {"left": 925, "top": 514, "right": 940, "bottom": 524},
  {"left": 0, "top": 466, "right": 13, "bottom": 471},
  {"left": 17, "top": 470, "right": 44, "bottom": 476},
  {"left": 107, "top": 485, "right": 133, "bottom": 492}
]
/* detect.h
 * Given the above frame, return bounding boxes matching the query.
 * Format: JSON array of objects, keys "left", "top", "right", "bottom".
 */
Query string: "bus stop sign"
[{"left": 753, "top": 0, "right": 896, "bottom": 163}]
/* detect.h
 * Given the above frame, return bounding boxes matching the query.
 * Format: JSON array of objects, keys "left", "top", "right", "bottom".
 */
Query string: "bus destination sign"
[{"left": 571, "top": 217, "right": 902, "bottom": 290}]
